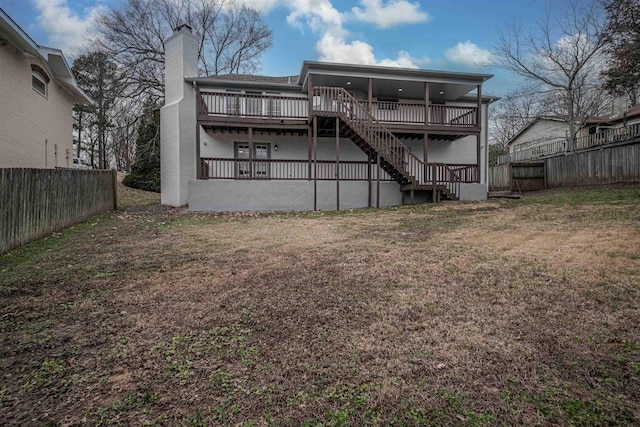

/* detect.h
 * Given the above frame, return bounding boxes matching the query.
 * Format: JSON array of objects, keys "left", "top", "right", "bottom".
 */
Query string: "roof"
[
  {"left": 201, "top": 74, "right": 300, "bottom": 84},
  {"left": 585, "top": 104, "right": 640, "bottom": 124},
  {"left": 188, "top": 73, "right": 301, "bottom": 91},
  {"left": 0, "top": 8, "right": 93, "bottom": 105},
  {"left": 299, "top": 60, "right": 494, "bottom": 89}
]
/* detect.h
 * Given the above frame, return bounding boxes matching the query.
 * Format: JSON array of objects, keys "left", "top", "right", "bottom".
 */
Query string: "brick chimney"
[{"left": 160, "top": 24, "right": 198, "bottom": 206}]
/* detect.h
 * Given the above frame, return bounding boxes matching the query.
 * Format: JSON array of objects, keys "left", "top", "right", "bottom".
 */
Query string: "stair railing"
[
  {"left": 312, "top": 86, "right": 463, "bottom": 200},
  {"left": 313, "top": 86, "right": 424, "bottom": 184}
]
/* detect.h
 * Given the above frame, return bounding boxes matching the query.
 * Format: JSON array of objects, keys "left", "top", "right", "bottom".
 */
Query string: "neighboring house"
[
  {"left": 507, "top": 117, "right": 568, "bottom": 155},
  {"left": 506, "top": 102, "right": 640, "bottom": 163},
  {"left": 161, "top": 25, "right": 496, "bottom": 211},
  {"left": 0, "top": 8, "right": 92, "bottom": 169}
]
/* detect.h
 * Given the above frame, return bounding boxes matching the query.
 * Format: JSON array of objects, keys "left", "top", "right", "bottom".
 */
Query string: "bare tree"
[
  {"left": 108, "top": 98, "right": 144, "bottom": 171},
  {"left": 96, "top": 0, "right": 272, "bottom": 102},
  {"left": 72, "top": 51, "right": 124, "bottom": 169},
  {"left": 493, "top": 0, "right": 608, "bottom": 149}
]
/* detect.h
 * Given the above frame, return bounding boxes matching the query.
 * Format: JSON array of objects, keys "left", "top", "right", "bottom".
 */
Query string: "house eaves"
[
  {"left": 0, "top": 8, "right": 93, "bottom": 105},
  {"left": 298, "top": 61, "right": 494, "bottom": 91},
  {"left": 188, "top": 75, "right": 302, "bottom": 92}
]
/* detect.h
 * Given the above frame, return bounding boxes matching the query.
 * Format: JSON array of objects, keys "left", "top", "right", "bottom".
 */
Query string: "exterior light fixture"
[
  {"left": 274, "top": 144, "right": 278, "bottom": 151},
  {"left": 398, "top": 88, "right": 403, "bottom": 92},
  {"left": 439, "top": 91, "right": 444, "bottom": 95},
  {"left": 346, "top": 81, "right": 351, "bottom": 85}
]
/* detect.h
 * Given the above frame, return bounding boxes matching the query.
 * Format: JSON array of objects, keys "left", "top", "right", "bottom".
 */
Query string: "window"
[
  {"left": 235, "top": 142, "right": 270, "bottom": 179},
  {"left": 31, "top": 64, "right": 50, "bottom": 98},
  {"left": 32, "top": 73, "right": 47, "bottom": 97}
]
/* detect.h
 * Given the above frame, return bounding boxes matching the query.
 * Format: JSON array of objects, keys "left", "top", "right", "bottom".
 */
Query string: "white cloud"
[
  {"left": 235, "top": 0, "right": 281, "bottom": 13},
  {"left": 33, "top": 0, "right": 104, "bottom": 57},
  {"left": 379, "top": 51, "right": 430, "bottom": 68},
  {"left": 351, "top": 0, "right": 429, "bottom": 29},
  {"left": 445, "top": 41, "right": 492, "bottom": 67},
  {"left": 284, "top": 0, "right": 345, "bottom": 38},
  {"left": 242, "top": 0, "right": 431, "bottom": 69},
  {"left": 316, "top": 34, "right": 377, "bottom": 64}
]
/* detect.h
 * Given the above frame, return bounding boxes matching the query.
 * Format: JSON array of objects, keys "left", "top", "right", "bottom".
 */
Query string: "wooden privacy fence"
[
  {"left": 511, "top": 162, "right": 546, "bottom": 192},
  {"left": 489, "top": 163, "right": 510, "bottom": 191},
  {"left": 489, "top": 141, "right": 640, "bottom": 191},
  {"left": 546, "top": 142, "right": 640, "bottom": 187},
  {"left": 1, "top": 168, "right": 117, "bottom": 254}
]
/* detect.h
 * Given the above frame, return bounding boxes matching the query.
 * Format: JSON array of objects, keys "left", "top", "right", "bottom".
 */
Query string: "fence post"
[{"left": 112, "top": 169, "right": 118, "bottom": 210}]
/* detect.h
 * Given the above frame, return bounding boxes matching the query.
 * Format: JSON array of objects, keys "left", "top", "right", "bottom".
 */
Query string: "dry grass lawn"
[{"left": 1, "top": 183, "right": 639, "bottom": 426}]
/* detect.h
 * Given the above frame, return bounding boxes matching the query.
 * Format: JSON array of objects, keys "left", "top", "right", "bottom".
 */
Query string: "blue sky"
[{"left": 1, "top": 0, "right": 562, "bottom": 96}]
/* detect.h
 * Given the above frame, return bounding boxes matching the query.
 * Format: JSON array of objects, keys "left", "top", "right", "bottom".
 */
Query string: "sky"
[{"left": 0, "top": 0, "right": 566, "bottom": 97}]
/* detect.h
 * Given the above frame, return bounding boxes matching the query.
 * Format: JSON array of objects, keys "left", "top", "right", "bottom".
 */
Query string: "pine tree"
[
  {"left": 602, "top": 0, "right": 640, "bottom": 105},
  {"left": 123, "top": 109, "right": 161, "bottom": 192}
]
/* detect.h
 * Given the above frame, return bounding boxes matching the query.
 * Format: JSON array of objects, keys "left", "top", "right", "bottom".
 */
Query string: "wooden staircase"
[{"left": 313, "top": 86, "right": 463, "bottom": 201}]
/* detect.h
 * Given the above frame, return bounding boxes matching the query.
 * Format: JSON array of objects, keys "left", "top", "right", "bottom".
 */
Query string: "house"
[
  {"left": 161, "top": 25, "right": 495, "bottom": 211},
  {"left": 0, "top": 8, "right": 92, "bottom": 169},
  {"left": 507, "top": 117, "right": 568, "bottom": 156},
  {"left": 506, "top": 102, "right": 640, "bottom": 163}
]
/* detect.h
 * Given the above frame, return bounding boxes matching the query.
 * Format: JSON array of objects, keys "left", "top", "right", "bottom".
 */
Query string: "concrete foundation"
[{"left": 188, "top": 180, "right": 403, "bottom": 212}]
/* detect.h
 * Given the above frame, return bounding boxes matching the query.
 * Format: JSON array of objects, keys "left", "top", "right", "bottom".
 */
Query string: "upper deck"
[{"left": 197, "top": 89, "right": 481, "bottom": 136}]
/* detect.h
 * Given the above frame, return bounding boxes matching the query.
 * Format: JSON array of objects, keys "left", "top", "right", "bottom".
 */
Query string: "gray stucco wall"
[
  {"left": 459, "top": 183, "right": 487, "bottom": 201},
  {"left": 188, "top": 179, "right": 403, "bottom": 212}
]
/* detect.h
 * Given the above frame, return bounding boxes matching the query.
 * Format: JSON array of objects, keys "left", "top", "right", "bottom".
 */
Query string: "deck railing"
[
  {"left": 199, "top": 91, "right": 308, "bottom": 119},
  {"left": 200, "top": 158, "right": 394, "bottom": 181},
  {"left": 498, "top": 122, "right": 640, "bottom": 165},
  {"left": 198, "top": 90, "right": 478, "bottom": 127},
  {"left": 199, "top": 157, "right": 478, "bottom": 187}
]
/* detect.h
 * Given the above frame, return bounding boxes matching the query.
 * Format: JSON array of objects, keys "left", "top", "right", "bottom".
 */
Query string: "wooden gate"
[{"left": 511, "top": 162, "right": 546, "bottom": 192}]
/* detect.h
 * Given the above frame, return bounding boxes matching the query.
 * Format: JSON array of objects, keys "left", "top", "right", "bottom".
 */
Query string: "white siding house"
[
  {"left": 0, "top": 8, "right": 92, "bottom": 169},
  {"left": 161, "top": 26, "right": 496, "bottom": 211}
]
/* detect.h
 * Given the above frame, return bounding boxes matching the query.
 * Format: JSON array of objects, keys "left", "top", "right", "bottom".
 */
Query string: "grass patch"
[{"left": 1, "top": 184, "right": 639, "bottom": 425}]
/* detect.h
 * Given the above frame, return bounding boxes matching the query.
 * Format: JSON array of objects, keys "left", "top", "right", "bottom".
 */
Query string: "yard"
[{"left": 1, "top": 184, "right": 639, "bottom": 426}]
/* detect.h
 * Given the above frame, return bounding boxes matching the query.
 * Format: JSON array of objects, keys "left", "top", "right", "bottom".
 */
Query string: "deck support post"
[
  {"left": 476, "top": 84, "right": 482, "bottom": 183},
  {"left": 248, "top": 127, "right": 253, "bottom": 179},
  {"left": 308, "top": 74, "right": 314, "bottom": 181},
  {"left": 476, "top": 134, "right": 481, "bottom": 183},
  {"left": 335, "top": 117, "right": 340, "bottom": 210},
  {"left": 308, "top": 125, "right": 312, "bottom": 180},
  {"left": 424, "top": 82, "right": 430, "bottom": 127},
  {"left": 195, "top": 86, "right": 202, "bottom": 179},
  {"left": 376, "top": 154, "right": 380, "bottom": 208},
  {"left": 432, "top": 164, "right": 437, "bottom": 203},
  {"left": 367, "top": 155, "right": 372, "bottom": 207},
  {"left": 368, "top": 78, "right": 373, "bottom": 114},
  {"left": 313, "top": 116, "right": 318, "bottom": 211},
  {"left": 423, "top": 132, "right": 428, "bottom": 186},
  {"left": 410, "top": 189, "right": 415, "bottom": 204}
]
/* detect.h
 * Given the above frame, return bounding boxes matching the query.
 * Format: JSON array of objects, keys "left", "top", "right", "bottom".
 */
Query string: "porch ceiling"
[{"left": 310, "top": 74, "right": 476, "bottom": 103}]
